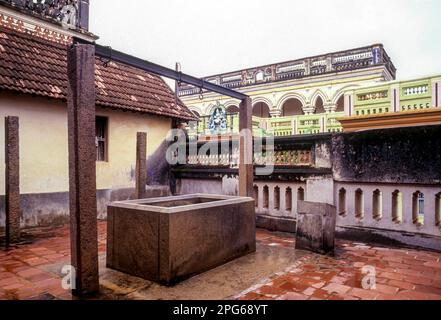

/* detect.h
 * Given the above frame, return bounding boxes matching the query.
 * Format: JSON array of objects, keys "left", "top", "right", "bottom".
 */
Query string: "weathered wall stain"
[{"left": 332, "top": 125, "right": 441, "bottom": 184}]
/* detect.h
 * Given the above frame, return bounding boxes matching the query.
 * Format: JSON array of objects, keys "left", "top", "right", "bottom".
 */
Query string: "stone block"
[{"left": 296, "top": 201, "right": 336, "bottom": 254}]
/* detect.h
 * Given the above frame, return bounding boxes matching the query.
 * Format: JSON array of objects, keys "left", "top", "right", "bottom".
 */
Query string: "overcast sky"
[{"left": 90, "top": 0, "right": 441, "bottom": 83}]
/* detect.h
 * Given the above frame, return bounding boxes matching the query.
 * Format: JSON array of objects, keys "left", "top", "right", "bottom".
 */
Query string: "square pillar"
[
  {"left": 67, "top": 42, "right": 99, "bottom": 296},
  {"left": 4, "top": 116, "right": 20, "bottom": 245},
  {"left": 135, "top": 132, "right": 147, "bottom": 199},
  {"left": 432, "top": 80, "right": 441, "bottom": 107},
  {"left": 391, "top": 85, "right": 400, "bottom": 112},
  {"left": 239, "top": 97, "right": 254, "bottom": 198},
  {"left": 344, "top": 93, "right": 354, "bottom": 117}
]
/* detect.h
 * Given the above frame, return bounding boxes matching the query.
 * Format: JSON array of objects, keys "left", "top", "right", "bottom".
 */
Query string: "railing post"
[
  {"left": 67, "top": 41, "right": 99, "bottom": 296},
  {"left": 239, "top": 97, "right": 253, "bottom": 198},
  {"left": 4, "top": 116, "right": 20, "bottom": 245}
]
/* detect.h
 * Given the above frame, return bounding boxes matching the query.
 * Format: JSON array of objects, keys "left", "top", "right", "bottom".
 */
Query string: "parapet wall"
[
  {"left": 331, "top": 125, "right": 441, "bottom": 185},
  {"left": 175, "top": 124, "right": 441, "bottom": 250}
]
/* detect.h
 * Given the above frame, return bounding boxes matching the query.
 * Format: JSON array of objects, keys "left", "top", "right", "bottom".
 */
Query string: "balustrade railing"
[
  {"left": 353, "top": 76, "right": 439, "bottom": 115},
  {"left": 1, "top": 0, "right": 88, "bottom": 30},
  {"left": 335, "top": 182, "right": 441, "bottom": 237},
  {"left": 184, "top": 137, "right": 314, "bottom": 168},
  {"left": 188, "top": 113, "right": 345, "bottom": 139},
  {"left": 178, "top": 45, "right": 396, "bottom": 97}
]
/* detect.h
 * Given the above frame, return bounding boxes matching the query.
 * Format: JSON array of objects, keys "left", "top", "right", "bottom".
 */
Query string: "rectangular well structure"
[{"left": 106, "top": 194, "right": 256, "bottom": 285}]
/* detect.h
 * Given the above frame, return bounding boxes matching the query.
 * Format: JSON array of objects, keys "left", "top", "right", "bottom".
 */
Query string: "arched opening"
[
  {"left": 314, "top": 96, "right": 326, "bottom": 114},
  {"left": 373, "top": 189, "right": 383, "bottom": 220},
  {"left": 412, "top": 191, "right": 425, "bottom": 226},
  {"left": 436, "top": 193, "right": 441, "bottom": 227},
  {"left": 263, "top": 186, "right": 269, "bottom": 209},
  {"left": 274, "top": 186, "right": 280, "bottom": 210},
  {"left": 355, "top": 189, "right": 364, "bottom": 219},
  {"left": 285, "top": 187, "right": 292, "bottom": 212},
  {"left": 191, "top": 110, "right": 201, "bottom": 118},
  {"left": 392, "top": 190, "right": 403, "bottom": 224},
  {"left": 338, "top": 188, "right": 347, "bottom": 217},
  {"left": 297, "top": 187, "right": 305, "bottom": 202},
  {"left": 253, "top": 102, "right": 271, "bottom": 118},
  {"left": 336, "top": 95, "right": 345, "bottom": 112},
  {"left": 282, "top": 98, "right": 304, "bottom": 116},
  {"left": 253, "top": 185, "right": 259, "bottom": 208},
  {"left": 226, "top": 105, "right": 240, "bottom": 114}
]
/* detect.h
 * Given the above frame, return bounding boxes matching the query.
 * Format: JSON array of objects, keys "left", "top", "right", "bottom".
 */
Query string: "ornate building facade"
[{"left": 179, "top": 45, "right": 441, "bottom": 138}]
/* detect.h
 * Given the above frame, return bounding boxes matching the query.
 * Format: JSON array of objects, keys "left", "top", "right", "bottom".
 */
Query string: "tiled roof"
[{"left": 0, "top": 25, "right": 197, "bottom": 121}]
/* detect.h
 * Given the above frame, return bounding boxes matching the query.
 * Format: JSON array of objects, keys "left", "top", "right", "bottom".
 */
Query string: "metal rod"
[{"left": 94, "top": 44, "right": 248, "bottom": 101}]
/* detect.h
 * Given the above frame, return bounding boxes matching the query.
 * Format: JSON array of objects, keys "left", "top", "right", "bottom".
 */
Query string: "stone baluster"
[
  {"left": 280, "top": 186, "right": 287, "bottom": 215},
  {"left": 422, "top": 189, "right": 438, "bottom": 235},
  {"left": 401, "top": 189, "right": 415, "bottom": 232}
]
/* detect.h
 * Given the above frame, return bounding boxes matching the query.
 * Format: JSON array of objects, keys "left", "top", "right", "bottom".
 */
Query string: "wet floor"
[{"left": 97, "top": 241, "right": 306, "bottom": 300}]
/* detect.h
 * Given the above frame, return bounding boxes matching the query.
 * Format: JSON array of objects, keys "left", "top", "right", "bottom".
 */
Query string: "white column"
[
  {"left": 292, "top": 118, "right": 298, "bottom": 135},
  {"left": 391, "top": 85, "right": 400, "bottom": 112},
  {"left": 344, "top": 92, "right": 355, "bottom": 116},
  {"left": 324, "top": 103, "right": 336, "bottom": 113},
  {"left": 321, "top": 116, "right": 327, "bottom": 133},
  {"left": 270, "top": 109, "right": 282, "bottom": 118},
  {"left": 432, "top": 80, "right": 441, "bottom": 107}
]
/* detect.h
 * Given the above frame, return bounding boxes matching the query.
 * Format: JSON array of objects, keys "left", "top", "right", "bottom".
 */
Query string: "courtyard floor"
[{"left": 0, "top": 222, "right": 441, "bottom": 300}]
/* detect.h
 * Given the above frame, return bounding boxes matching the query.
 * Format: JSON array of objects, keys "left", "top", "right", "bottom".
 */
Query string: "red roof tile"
[{"left": 0, "top": 24, "right": 196, "bottom": 121}]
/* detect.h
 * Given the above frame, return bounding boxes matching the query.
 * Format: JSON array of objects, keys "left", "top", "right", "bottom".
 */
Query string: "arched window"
[
  {"left": 412, "top": 191, "right": 425, "bottom": 226},
  {"left": 263, "top": 186, "right": 269, "bottom": 209},
  {"left": 226, "top": 105, "right": 240, "bottom": 114},
  {"left": 274, "top": 186, "right": 280, "bottom": 210},
  {"left": 338, "top": 188, "right": 347, "bottom": 217},
  {"left": 336, "top": 95, "right": 345, "bottom": 112},
  {"left": 392, "top": 190, "right": 403, "bottom": 224},
  {"left": 373, "top": 189, "right": 383, "bottom": 220},
  {"left": 282, "top": 98, "right": 304, "bottom": 116},
  {"left": 191, "top": 110, "right": 201, "bottom": 118},
  {"left": 297, "top": 187, "right": 305, "bottom": 201},
  {"left": 253, "top": 185, "right": 259, "bottom": 208},
  {"left": 355, "top": 189, "right": 364, "bottom": 219},
  {"left": 285, "top": 187, "right": 292, "bottom": 212},
  {"left": 315, "top": 96, "right": 326, "bottom": 114},
  {"left": 253, "top": 102, "right": 271, "bottom": 118}
]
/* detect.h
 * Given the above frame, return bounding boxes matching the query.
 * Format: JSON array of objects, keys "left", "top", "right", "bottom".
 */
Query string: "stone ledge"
[
  {"left": 336, "top": 226, "right": 441, "bottom": 253},
  {"left": 256, "top": 215, "right": 296, "bottom": 233}
]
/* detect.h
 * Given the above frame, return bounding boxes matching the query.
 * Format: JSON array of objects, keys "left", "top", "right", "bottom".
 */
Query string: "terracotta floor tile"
[
  {"left": 388, "top": 280, "right": 415, "bottom": 291},
  {"left": 348, "top": 288, "right": 379, "bottom": 300},
  {"left": 2, "top": 223, "right": 441, "bottom": 301},
  {"left": 322, "top": 283, "right": 351, "bottom": 295}
]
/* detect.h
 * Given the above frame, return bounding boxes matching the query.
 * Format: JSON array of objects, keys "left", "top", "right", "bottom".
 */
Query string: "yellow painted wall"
[{"left": 0, "top": 91, "right": 172, "bottom": 196}]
